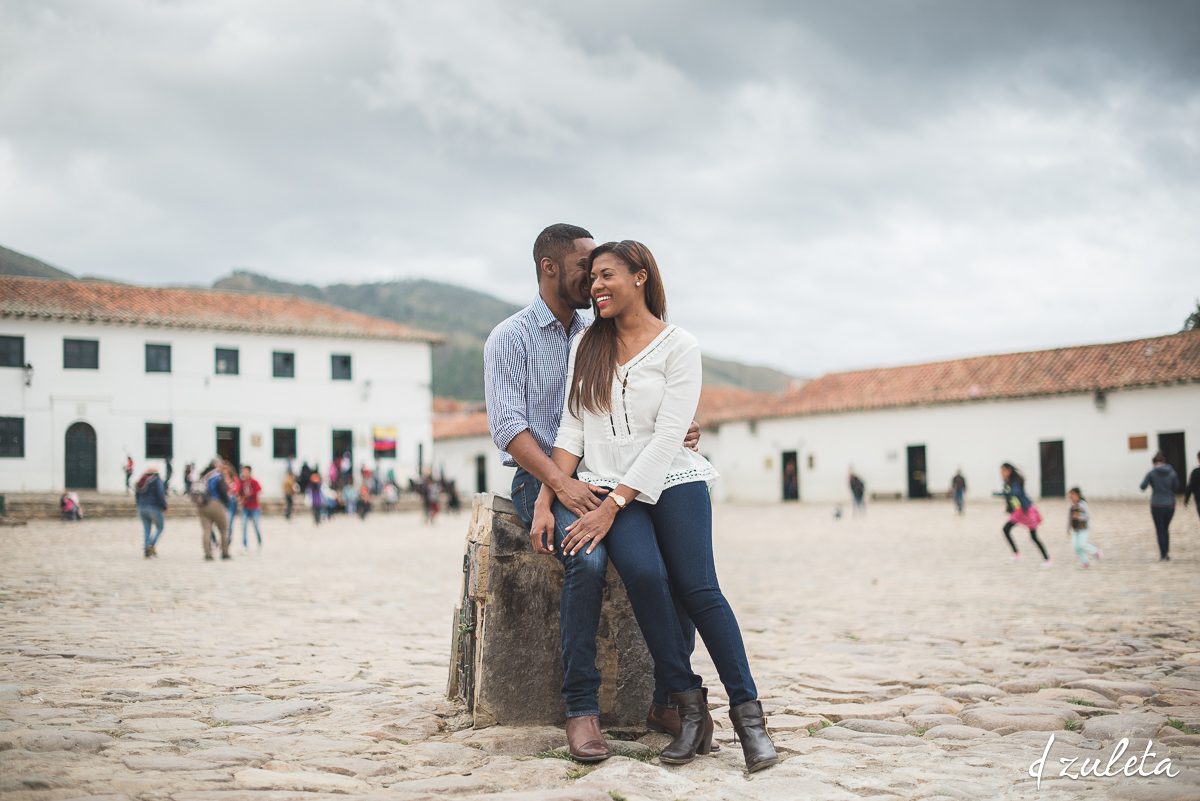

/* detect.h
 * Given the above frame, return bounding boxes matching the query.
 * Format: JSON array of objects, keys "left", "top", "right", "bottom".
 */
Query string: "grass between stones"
[
  {"left": 1064, "top": 720, "right": 1082, "bottom": 731},
  {"left": 1167, "top": 718, "right": 1200, "bottom": 735},
  {"left": 1066, "top": 697, "right": 1096, "bottom": 707},
  {"left": 806, "top": 720, "right": 831, "bottom": 735}
]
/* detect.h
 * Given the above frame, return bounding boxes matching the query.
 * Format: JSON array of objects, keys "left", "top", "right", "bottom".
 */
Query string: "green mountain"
[
  {"left": 0, "top": 244, "right": 76, "bottom": 279},
  {"left": 213, "top": 271, "right": 797, "bottom": 400}
]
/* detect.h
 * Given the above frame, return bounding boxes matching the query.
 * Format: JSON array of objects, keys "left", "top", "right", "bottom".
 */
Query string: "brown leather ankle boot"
[
  {"left": 659, "top": 688, "right": 713, "bottom": 764},
  {"left": 565, "top": 715, "right": 610, "bottom": 762},
  {"left": 729, "top": 699, "right": 778, "bottom": 772},
  {"left": 646, "top": 687, "right": 720, "bottom": 751}
]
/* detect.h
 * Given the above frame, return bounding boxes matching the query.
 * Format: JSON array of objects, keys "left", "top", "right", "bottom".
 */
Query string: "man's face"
[{"left": 555, "top": 237, "right": 597, "bottom": 310}]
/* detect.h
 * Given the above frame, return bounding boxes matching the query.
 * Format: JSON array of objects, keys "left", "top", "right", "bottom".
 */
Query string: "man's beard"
[{"left": 557, "top": 269, "right": 592, "bottom": 311}]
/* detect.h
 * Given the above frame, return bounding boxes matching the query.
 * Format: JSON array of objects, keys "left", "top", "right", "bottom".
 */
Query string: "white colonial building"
[
  {"left": 705, "top": 331, "right": 1200, "bottom": 504},
  {"left": 0, "top": 276, "right": 440, "bottom": 496}
]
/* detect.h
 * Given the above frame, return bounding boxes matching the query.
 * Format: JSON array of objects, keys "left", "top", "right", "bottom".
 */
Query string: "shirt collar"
[{"left": 531, "top": 294, "right": 586, "bottom": 334}]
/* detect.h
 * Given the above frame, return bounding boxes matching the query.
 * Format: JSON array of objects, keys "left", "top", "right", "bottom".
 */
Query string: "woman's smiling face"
[{"left": 590, "top": 252, "right": 645, "bottom": 319}]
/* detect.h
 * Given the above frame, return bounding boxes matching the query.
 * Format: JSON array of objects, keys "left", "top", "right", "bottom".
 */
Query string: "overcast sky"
[{"left": 2, "top": 0, "right": 1197, "bottom": 375}]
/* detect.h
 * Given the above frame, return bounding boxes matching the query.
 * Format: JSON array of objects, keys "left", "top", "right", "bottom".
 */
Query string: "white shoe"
[{"left": 1040, "top": 559, "right": 1054, "bottom": 568}]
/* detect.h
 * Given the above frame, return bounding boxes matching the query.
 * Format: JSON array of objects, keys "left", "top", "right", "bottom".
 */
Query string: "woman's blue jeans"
[
  {"left": 138, "top": 506, "right": 164, "bottom": 550},
  {"left": 606, "top": 481, "right": 758, "bottom": 707}
]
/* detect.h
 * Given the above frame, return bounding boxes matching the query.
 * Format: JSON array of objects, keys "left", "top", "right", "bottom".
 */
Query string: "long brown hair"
[{"left": 569, "top": 240, "right": 667, "bottom": 416}]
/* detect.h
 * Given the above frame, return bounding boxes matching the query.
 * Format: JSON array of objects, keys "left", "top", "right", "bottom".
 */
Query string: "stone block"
[{"left": 448, "top": 493, "right": 653, "bottom": 727}]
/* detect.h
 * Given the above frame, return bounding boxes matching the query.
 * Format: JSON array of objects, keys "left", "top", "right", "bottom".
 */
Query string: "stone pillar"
[{"left": 447, "top": 493, "right": 653, "bottom": 727}]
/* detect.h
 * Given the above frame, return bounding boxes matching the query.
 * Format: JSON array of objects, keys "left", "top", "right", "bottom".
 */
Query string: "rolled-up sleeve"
[
  {"left": 620, "top": 335, "right": 702, "bottom": 501},
  {"left": 552, "top": 336, "right": 585, "bottom": 457},
  {"left": 484, "top": 324, "right": 529, "bottom": 453}
]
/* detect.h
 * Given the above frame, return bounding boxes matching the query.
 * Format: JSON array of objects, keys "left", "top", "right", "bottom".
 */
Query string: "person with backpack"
[
  {"left": 193, "top": 460, "right": 232, "bottom": 561},
  {"left": 1066, "top": 486, "right": 1101, "bottom": 568},
  {"left": 307, "top": 470, "right": 324, "bottom": 525},
  {"left": 135, "top": 464, "right": 168, "bottom": 558},
  {"left": 995, "top": 462, "right": 1051, "bottom": 565}
]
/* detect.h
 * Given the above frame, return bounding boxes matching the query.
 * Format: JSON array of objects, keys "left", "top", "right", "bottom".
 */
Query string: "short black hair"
[
  {"left": 243, "top": 464, "right": 252, "bottom": 472},
  {"left": 533, "top": 223, "right": 592, "bottom": 280}
]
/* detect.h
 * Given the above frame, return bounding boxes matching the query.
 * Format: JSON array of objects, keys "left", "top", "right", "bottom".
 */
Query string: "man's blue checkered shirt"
[{"left": 484, "top": 295, "right": 590, "bottom": 467}]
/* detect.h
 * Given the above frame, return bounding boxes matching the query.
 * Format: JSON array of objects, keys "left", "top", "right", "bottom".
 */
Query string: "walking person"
[
  {"left": 164, "top": 457, "right": 174, "bottom": 495},
  {"left": 123, "top": 454, "right": 134, "bottom": 493},
  {"left": 308, "top": 470, "right": 324, "bottom": 526},
  {"left": 223, "top": 462, "right": 240, "bottom": 536},
  {"left": 192, "top": 461, "right": 232, "bottom": 561},
  {"left": 183, "top": 462, "right": 195, "bottom": 495},
  {"left": 1140, "top": 451, "right": 1182, "bottom": 561},
  {"left": 1066, "top": 487, "right": 1101, "bottom": 568},
  {"left": 848, "top": 471, "right": 866, "bottom": 514},
  {"left": 1184, "top": 451, "right": 1200, "bottom": 525},
  {"left": 238, "top": 465, "right": 264, "bottom": 551},
  {"left": 282, "top": 471, "right": 298, "bottom": 521},
  {"left": 996, "top": 462, "right": 1051, "bottom": 565},
  {"left": 536, "top": 240, "right": 777, "bottom": 773},
  {"left": 485, "top": 224, "right": 705, "bottom": 763},
  {"left": 951, "top": 470, "right": 967, "bottom": 515},
  {"left": 135, "top": 464, "right": 167, "bottom": 558}
]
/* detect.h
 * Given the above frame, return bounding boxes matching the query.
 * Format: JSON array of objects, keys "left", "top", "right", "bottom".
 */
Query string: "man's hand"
[
  {"left": 530, "top": 502, "right": 555, "bottom": 555},
  {"left": 554, "top": 477, "right": 608, "bottom": 517},
  {"left": 562, "top": 501, "right": 616, "bottom": 556},
  {"left": 684, "top": 420, "right": 701, "bottom": 452}
]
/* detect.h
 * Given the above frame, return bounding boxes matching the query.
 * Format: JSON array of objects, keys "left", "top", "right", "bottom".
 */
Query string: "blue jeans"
[
  {"left": 226, "top": 498, "right": 239, "bottom": 533},
  {"left": 138, "top": 506, "right": 164, "bottom": 549},
  {"left": 242, "top": 508, "right": 262, "bottom": 547},
  {"left": 606, "top": 481, "right": 758, "bottom": 707}
]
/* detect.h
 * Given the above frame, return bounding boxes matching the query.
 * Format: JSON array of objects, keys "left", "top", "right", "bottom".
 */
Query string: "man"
[
  {"left": 951, "top": 470, "right": 967, "bottom": 515},
  {"left": 849, "top": 471, "right": 866, "bottom": 514},
  {"left": 1185, "top": 451, "right": 1200, "bottom": 523},
  {"left": 239, "top": 465, "right": 263, "bottom": 550},
  {"left": 484, "top": 223, "right": 702, "bottom": 762},
  {"left": 193, "top": 461, "right": 232, "bottom": 561}
]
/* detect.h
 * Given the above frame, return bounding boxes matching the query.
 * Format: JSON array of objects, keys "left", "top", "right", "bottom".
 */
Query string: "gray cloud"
[{"left": 1, "top": 0, "right": 1196, "bottom": 375}]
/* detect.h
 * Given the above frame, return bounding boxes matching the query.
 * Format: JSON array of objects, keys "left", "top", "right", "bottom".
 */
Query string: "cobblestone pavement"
[{"left": 2, "top": 498, "right": 1198, "bottom": 801}]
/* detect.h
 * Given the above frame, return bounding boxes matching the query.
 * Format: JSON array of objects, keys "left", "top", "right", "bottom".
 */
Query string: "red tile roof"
[
  {"left": 711, "top": 330, "right": 1200, "bottom": 424},
  {"left": 432, "top": 386, "right": 777, "bottom": 441},
  {"left": 0, "top": 276, "right": 442, "bottom": 343}
]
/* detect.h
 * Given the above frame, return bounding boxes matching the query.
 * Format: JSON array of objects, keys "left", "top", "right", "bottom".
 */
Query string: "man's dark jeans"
[
  {"left": 1151, "top": 504, "right": 1174, "bottom": 558},
  {"left": 510, "top": 468, "right": 696, "bottom": 716}
]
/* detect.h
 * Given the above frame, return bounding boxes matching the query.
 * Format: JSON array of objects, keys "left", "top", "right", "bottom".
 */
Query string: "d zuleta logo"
[{"left": 1028, "top": 734, "right": 1179, "bottom": 789}]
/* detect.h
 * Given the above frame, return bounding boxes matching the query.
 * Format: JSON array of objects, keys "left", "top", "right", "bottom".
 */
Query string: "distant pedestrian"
[
  {"left": 341, "top": 480, "right": 357, "bottom": 517},
  {"left": 223, "top": 462, "right": 240, "bottom": 534},
  {"left": 123, "top": 455, "right": 134, "bottom": 493},
  {"left": 183, "top": 462, "right": 195, "bottom": 495},
  {"left": 1140, "top": 451, "right": 1181, "bottom": 561},
  {"left": 135, "top": 465, "right": 167, "bottom": 558},
  {"left": 192, "top": 461, "right": 231, "bottom": 561},
  {"left": 60, "top": 491, "right": 82, "bottom": 521},
  {"left": 848, "top": 471, "right": 866, "bottom": 515},
  {"left": 308, "top": 472, "right": 324, "bottom": 525},
  {"left": 164, "top": 457, "right": 174, "bottom": 494},
  {"left": 239, "top": 465, "right": 263, "bottom": 551},
  {"left": 446, "top": 480, "right": 462, "bottom": 514},
  {"left": 357, "top": 484, "right": 372, "bottom": 520},
  {"left": 421, "top": 473, "right": 440, "bottom": 524},
  {"left": 1184, "top": 451, "right": 1200, "bottom": 525},
  {"left": 951, "top": 470, "right": 967, "bottom": 515},
  {"left": 1066, "top": 487, "right": 1100, "bottom": 568},
  {"left": 282, "top": 472, "right": 298, "bottom": 520},
  {"left": 298, "top": 461, "right": 313, "bottom": 492},
  {"left": 996, "top": 463, "right": 1051, "bottom": 565}
]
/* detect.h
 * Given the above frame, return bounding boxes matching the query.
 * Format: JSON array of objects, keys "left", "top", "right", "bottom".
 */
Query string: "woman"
[
  {"left": 1140, "top": 451, "right": 1181, "bottom": 561},
  {"left": 996, "top": 463, "right": 1051, "bottom": 565},
  {"left": 135, "top": 464, "right": 167, "bottom": 558},
  {"left": 534, "top": 240, "right": 777, "bottom": 773}
]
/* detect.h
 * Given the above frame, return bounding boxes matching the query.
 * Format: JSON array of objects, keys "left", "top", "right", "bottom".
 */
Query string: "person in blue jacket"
[{"left": 135, "top": 465, "right": 167, "bottom": 558}]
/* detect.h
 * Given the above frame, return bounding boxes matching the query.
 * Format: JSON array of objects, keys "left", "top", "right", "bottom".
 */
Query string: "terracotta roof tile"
[
  {"left": 713, "top": 330, "right": 1200, "bottom": 424},
  {"left": 433, "top": 412, "right": 491, "bottom": 441},
  {"left": 0, "top": 276, "right": 442, "bottom": 343}
]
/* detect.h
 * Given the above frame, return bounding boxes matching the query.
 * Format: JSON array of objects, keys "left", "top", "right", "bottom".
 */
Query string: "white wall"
[
  {"left": 0, "top": 318, "right": 433, "bottom": 495},
  {"left": 708, "top": 383, "right": 1200, "bottom": 503},
  {"left": 432, "top": 434, "right": 516, "bottom": 498}
]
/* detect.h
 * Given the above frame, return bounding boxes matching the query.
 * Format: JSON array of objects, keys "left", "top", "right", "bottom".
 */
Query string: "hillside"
[
  {"left": 0, "top": 244, "right": 75, "bottom": 279},
  {"left": 214, "top": 271, "right": 799, "bottom": 399}
]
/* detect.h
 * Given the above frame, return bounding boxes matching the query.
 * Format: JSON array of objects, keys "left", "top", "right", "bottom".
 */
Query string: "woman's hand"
[{"left": 562, "top": 501, "right": 616, "bottom": 556}]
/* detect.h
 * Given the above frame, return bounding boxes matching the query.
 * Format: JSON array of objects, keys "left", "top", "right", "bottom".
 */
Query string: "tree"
[{"left": 1185, "top": 299, "right": 1200, "bottom": 332}]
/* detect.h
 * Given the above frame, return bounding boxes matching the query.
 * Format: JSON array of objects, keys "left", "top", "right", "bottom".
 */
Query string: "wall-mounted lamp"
[
  {"left": 22, "top": 362, "right": 33, "bottom": 387},
  {"left": 1094, "top": 389, "right": 1107, "bottom": 411}
]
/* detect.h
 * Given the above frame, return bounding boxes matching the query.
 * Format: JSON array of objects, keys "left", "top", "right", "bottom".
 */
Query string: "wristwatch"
[{"left": 608, "top": 493, "right": 627, "bottom": 512}]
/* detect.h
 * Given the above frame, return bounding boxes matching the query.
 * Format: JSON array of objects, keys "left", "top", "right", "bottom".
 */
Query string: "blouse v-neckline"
[{"left": 618, "top": 324, "right": 676, "bottom": 371}]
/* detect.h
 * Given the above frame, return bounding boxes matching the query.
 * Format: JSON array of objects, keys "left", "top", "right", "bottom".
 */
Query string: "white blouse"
[{"left": 553, "top": 324, "right": 718, "bottom": 504}]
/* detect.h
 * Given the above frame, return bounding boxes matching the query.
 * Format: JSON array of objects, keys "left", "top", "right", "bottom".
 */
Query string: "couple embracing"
[{"left": 484, "top": 224, "right": 777, "bottom": 773}]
